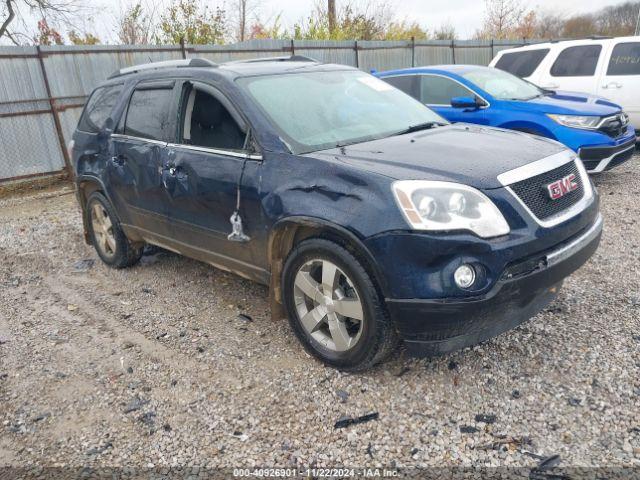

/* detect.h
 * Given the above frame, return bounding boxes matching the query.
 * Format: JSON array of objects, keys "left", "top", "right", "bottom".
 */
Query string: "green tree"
[
  {"left": 68, "top": 30, "right": 100, "bottom": 45},
  {"left": 117, "top": 3, "right": 155, "bottom": 45},
  {"left": 157, "top": 0, "right": 227, "bottom": 45}
]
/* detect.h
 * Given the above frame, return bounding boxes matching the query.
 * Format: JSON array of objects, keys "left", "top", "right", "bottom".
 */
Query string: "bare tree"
[
  {"left": 596, "top": 1, "right": 639, "bottom": 36},
  {"left": 561, "top": 14, "right": 597, "bottom": 38},
  {"left": 1, "top": 0, "right": 83, "bottom": 44},
  {"left": 328, "top": 0, "right": 336, "bottom": 34},
  {"left": 231, "top": 0, "right": 259, "bottom": 42},
  {"left": 476, "top": 0, "right": 526, "bottom": 39},
  {"left": 534, "top": 10, "right": 564, "bottom": 38}
]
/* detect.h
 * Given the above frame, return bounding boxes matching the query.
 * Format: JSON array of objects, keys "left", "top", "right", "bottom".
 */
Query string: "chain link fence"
[{"left": 0, "top": 38, "right": 537, "bottom": 183}]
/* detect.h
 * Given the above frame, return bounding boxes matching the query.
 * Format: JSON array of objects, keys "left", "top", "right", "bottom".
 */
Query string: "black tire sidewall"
[{"left": 282, "top": 239, "right": 383, "bottom": 369}]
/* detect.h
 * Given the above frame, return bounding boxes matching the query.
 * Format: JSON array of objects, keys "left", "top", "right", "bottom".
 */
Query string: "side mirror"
[
  {"left": 98, "top": 118, "right": 114, "bottom": 140},
  {"left": 450, "top": 96, "right": 481, "bottom": 109}
]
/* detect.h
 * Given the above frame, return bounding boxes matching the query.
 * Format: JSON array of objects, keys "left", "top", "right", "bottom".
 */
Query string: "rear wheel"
[
  {"left": 282, "top": 238, "right": 398, "bottom": 371},
  {"left": 86, "top": 191, "right": 143, "bottom": 268}
]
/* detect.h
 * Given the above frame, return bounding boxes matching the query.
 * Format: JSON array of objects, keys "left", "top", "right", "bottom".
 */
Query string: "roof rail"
[
  {"left": 108, "top": 58, "right": 218, "bottom": 79},
  {"left": 224, "top": 55, "right": 318, "bottom": 64},
  {"left": 510, "top": 35, "right": 614, "bottom": 48}
]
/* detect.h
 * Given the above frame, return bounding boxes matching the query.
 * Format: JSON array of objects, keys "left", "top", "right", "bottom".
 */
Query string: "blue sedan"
[{"left": 376, "top": 65, "right": 637, "bottom": 173}]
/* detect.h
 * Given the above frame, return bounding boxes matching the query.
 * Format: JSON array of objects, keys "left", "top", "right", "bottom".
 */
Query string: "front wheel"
[{"left": 282, "top": 238, "right": 398, "bottom": 371}]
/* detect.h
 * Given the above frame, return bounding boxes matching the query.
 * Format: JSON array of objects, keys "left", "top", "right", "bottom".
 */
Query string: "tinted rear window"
[
  {"left": 78, "top": 85, "right": 122, "bottom": 133},
  {"left": 382, "top": 75, "right": 420, "bottom": 100},
  {"left": 495, "top": 49, "right": 549, "bottom": 77},
  {"left": 551, "top": 45, "right": 602, "bottom": 77},
  {"left": 124, "top": 87, "right": 173, "bottom": 141},
  {"left": 607, "top": 42, "right": 640, "bottom": 76}
]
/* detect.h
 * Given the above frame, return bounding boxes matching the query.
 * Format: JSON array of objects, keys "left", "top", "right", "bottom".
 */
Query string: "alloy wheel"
[
  {"left": 293, "top": 258, "right": 364, "bottom": 352},
  {"left": 90, "top": 201, "right": 116, "bottom": 258}
]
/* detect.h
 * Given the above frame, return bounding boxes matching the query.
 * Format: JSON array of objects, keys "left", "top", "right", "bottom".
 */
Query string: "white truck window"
[
  {"left": 607, "top": 42, "right": 640, "bottom": 76},
  {"left": 494, "top": 49, "right": 550, "bottom": 77},
  {"left": 550, "top": 45, "right": 602, "bottom": 77}
]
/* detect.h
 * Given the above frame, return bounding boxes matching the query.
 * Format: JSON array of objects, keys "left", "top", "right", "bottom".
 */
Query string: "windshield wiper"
[{"left": 394, "top": 121, "right": 444, "bottom": 136}]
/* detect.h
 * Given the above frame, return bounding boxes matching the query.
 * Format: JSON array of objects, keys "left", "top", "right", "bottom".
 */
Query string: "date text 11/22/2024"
[{"left": 233, "top": 468, "right": 399, "bottom": 477}]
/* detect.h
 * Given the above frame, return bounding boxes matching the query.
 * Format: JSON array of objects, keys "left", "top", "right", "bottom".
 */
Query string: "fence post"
[
  {"left": 290, "top": 38, "right": 295, "bottom": 56},
  {"left": 179, "top": 37, "right": 187, "bottom": 59},
  {"left": 490, "top": 39, "right": 494, "bottom": 60},
  {"left": 411, "top": 36, "right": 415, "bottom": 67},
  {"left": 354, "top": 40, "right": 359, "bottom": 68},
  {"left": 36, "top": 45, "right": 72, "bottom": 177},
  {"left": 451, "top": 39, "right": 456, "bottom": 64}
]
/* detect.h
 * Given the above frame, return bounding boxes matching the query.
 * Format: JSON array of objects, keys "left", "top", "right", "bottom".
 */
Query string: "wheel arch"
[
  {"left": 267, "top": 216, "right": 389, "bottom": 320},
  {"left": 76, "top": 175, "right": 110, "bottom": 244}
]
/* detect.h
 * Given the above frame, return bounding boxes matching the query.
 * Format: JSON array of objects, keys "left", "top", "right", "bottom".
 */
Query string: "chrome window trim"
[
  {"left": 381, "top": 72, "right": 491, "bottom": 109},
  {"left": 579, "top": 143, "right": 636, "bottom": 173},
  {"left": 168, "top": 143, "right": 262, "bottom": 161},
  {"left": 109, "top": 134, "right": 262, "bottom": 160},
  {"left": 110, "top": 133, "right": 167, "bottom": 147},
  {"left": 546, "top": 214, "right": 602, "bottom": 267},
  {"left": 498, "top": 151, "right": 594, "bottom": 228}
]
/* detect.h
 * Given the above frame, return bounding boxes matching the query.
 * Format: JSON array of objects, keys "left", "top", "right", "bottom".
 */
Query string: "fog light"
[{"left": 454, "top": 264, "right": 476, "bottom": 289}]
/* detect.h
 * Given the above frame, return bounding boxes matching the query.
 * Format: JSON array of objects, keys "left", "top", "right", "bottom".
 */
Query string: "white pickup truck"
[{"left": 490, "top": 36, "right": 640, "bottom": 131}]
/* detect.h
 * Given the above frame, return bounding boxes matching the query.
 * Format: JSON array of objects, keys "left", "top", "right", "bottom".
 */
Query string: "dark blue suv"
[{"left": 71, "top": 57, "right": 603, "bottom": 370}]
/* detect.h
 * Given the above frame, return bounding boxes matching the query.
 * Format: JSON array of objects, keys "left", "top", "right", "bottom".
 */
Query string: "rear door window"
[
  {"left": 550, "top": 45, "right": 602, "bottom": 77},
  {"left": 495, "top": 49, "right": 550, "bottom": 77},
  {"left": 124, "top": 84, "right": 174, "bottom": 141},
  {"left": 420, "top": 75, "right": 473, "bottom": 105},
  {"left": 607, "top": 42, "right": 640, "bottom": 76},
  {"left": 78, "top": 85, "right": 122, "bottom": 133},
  {"left": 381, "top": 75, "right": 420, "bottom": 100}
]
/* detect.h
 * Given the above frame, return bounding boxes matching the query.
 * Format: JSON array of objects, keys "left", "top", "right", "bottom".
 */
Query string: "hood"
[
  {"left": 509, "top": 90, "right": 622, "bottom": 116},
  {"left": 304, "top": 124, "right": 567, "bottom": 190}
]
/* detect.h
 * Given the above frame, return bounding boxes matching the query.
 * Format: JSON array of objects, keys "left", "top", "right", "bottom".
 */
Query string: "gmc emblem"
[{"left": 546, "top": 174, "right": 578, "bottom": 200}]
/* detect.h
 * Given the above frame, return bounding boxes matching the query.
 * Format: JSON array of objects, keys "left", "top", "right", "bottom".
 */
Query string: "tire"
[
  {"left": 85, "top": 191, "right": 143, "bottom": 269},
  {"left": 282, "top": 238, "right": 398, "bottom": 371}
]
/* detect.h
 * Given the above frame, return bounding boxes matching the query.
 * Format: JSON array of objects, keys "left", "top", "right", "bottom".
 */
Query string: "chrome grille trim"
[{"left": 499, "top": 151, "right": 595, "bottom": 228}]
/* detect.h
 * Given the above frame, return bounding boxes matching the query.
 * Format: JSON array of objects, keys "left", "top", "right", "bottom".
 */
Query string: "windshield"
[
  {"left": 238, "top": 70, "right": 446, "bottom": 154},
  {"left": 462, "top": 68, "right": 543, "bottom": 101}
]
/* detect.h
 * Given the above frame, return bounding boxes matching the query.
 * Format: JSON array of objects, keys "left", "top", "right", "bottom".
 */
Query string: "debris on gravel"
[
  {"left": 0, "top": 156, "right": 639, "bottom": 469},
  {"left": 334, "top": 412, "right": 379, "bottom": 429}
]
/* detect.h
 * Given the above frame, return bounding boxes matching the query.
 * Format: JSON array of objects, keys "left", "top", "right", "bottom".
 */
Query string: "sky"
[{"left": 6, "top": 0, "right": 636, "bottom": 44}]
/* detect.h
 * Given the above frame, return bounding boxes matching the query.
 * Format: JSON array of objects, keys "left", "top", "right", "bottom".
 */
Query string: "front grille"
[
  {"left": 510, "top": 161, "right": 584, "bottom": 221},
  {"left": 598, "top": 113, "right": 629, "bottom": 138}
]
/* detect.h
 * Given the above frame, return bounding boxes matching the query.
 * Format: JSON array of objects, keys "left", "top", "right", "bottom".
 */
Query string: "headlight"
[
  {"left": 547, "top": 114, "right": 600, "bottom": 129},
  {"left": 392, "top": 180, "right": 510, "bottom": 238}
]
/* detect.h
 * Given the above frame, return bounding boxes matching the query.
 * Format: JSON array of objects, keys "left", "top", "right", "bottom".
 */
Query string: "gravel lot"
[{"left": 0, "top": 156, "right": 639, "bottom": 474}]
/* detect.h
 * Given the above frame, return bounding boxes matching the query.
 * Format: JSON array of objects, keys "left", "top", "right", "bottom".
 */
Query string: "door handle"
[
  {"left": 542, "top": 83, "right": 559, "bottom": 89},
  {"left": 602, "top": 82, "right": 622, "bottom": 89},
  {"left": 111, "top": 154, "right": 126, "bottom": 166}
]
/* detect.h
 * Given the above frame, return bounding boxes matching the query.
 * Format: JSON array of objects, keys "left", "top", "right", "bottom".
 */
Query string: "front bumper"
[
  {"left": 386, "top": 214, "right": 603, "bottom": 357},
  {"left": 578, "top": 137, "right": 637, "bottom": 173}
]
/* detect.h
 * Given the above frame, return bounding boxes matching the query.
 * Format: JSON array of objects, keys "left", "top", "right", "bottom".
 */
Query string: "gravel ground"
[{"left": 0, "top": 156, "right": 639, "bottom": 474}]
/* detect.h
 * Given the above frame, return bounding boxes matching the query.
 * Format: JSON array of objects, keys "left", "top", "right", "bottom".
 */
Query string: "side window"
[
  {"left": 78, "top": 85, "right": 122, "bottom": 133},
  {"left": 381, "top": 75, "right": 420, "bottom": 100},
  {"left": 494, "top": 49, "right": 550, "bottom": 77},
  {"left": 550, "top": 45, "right": 602, "bottom": 77},
  {"left": 181, "top": 87, "right": 245, "bottom": 151},
  {"left": 124, "top": 86, "right": 173, "bottom": 141},
  {"left": 420, "top": 76, "right": 473, "bottom": 105},
  {"left": 607, "top": 42, "right": 640, "bottom": 76}
]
